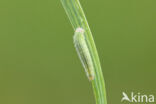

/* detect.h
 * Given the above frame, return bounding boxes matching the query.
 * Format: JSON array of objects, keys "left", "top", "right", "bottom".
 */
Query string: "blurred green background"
[{"left": 0, "top": 0, "right": 156, "bottom": 104}]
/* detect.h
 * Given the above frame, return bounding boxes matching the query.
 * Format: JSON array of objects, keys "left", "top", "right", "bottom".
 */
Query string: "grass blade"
[{"left": 60, "top": 0, "right": 107, "bottom": 104}]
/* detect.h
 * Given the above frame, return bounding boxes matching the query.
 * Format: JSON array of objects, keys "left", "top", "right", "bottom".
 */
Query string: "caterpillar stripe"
[{"left": 73, "top": 28, "right": 95, "bottom": 81}]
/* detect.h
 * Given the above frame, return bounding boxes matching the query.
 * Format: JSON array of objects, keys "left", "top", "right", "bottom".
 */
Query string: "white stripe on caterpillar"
[{"left": 73, "top": 27, "right": 95, "bottom": 81}]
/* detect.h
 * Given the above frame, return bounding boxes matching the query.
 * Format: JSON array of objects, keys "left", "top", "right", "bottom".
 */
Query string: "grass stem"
[{"left": 61, "top": 0, "right": 107, "bottom": 104}]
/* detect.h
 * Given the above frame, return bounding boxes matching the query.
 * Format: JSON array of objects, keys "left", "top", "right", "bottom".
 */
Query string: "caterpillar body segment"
[{"left": 73, "top": 28, "right": 95, "bottom": 81}]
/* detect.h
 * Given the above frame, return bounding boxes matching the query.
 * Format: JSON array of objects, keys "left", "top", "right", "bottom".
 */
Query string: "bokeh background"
[{"left": 0, "top": 0, "right": 156, "bottom": 104}]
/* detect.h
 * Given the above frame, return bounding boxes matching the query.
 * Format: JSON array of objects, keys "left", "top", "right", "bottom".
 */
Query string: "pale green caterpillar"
[{"left": 73, "top": 27, "right": 95, "bottom": 81}]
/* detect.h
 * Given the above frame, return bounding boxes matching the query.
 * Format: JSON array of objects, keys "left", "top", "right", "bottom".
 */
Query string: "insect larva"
[{"left": 73, "top": 27, "right": 95, "bottom": 81}]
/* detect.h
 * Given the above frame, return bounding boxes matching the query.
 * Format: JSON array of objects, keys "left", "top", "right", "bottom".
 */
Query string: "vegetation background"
[{"left": 0, "top": 0, "right": 155, "bottom": 104}]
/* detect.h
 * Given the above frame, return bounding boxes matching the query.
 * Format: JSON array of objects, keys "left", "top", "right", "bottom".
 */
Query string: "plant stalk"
[{"left": 60, "top": 0, "right": 107, "bottom": 104}]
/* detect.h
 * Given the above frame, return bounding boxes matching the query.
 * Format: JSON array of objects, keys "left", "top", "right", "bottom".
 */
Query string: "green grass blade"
[{"left": 60, "top": 0, "right": 107, "bottom": 104}]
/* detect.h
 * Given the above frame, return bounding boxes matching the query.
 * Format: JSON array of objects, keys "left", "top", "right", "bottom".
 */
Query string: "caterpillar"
[{"left": 73, "top": 27, "right": 95, "bottom": 81}]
